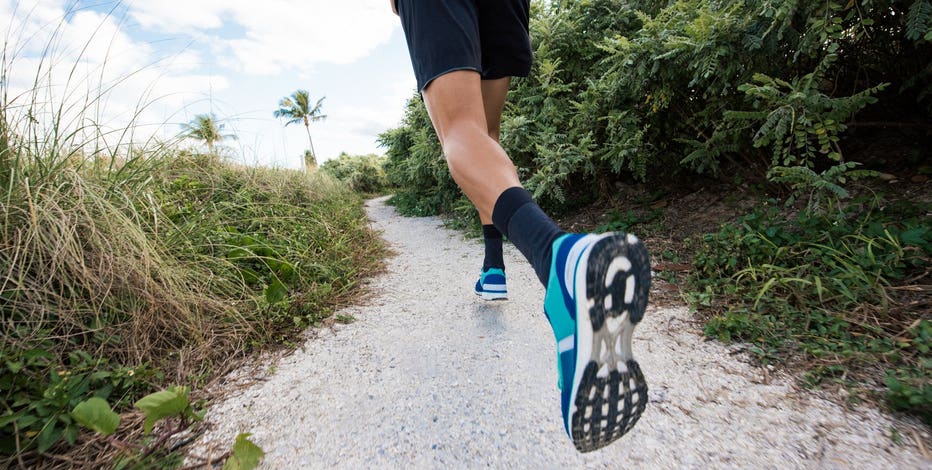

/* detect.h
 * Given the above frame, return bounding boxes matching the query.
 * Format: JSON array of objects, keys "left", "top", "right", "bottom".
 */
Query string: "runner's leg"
[
  {"left": 421, "top": 70, "right": 518, "bottom": 223},
  {"left": 397, "top": 0, "right": 650, "bottom": 453},
  {"left": 479, "top": 78, "right": 511, "bottom": 271}
]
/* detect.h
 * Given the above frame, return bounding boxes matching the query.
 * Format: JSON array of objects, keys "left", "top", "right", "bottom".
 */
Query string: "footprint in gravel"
[{"left": 475, "top": 303, "right": 506, "bottom": 336}]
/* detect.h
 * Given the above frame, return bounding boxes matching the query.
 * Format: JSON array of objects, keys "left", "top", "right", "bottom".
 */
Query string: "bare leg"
[
  {"left": 481, "top": 77, "right": 511, "bottom": 143},
  {"left": 478, "top": 77, "right": 512, "bottom": 225},
  {"left": 421, "top": 71, "right": 520, "bottom": 223}
]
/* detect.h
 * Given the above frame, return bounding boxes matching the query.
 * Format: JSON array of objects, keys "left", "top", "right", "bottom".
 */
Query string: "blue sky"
[{"left": 1, "top": 0, "right": 417, "bottom": 169}]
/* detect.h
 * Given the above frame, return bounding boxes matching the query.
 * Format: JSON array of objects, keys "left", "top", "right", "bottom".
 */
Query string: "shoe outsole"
[
  {"left": 475, "top": 291, "right": 508, "bottom": 301},
  {"left": 569, "top": 233, "right": 650, "bottom": 453}
]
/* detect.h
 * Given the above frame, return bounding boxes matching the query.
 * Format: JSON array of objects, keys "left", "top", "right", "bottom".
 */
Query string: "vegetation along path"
[{"left": 191, "top": 196, "right": 929, "bottom": 468}]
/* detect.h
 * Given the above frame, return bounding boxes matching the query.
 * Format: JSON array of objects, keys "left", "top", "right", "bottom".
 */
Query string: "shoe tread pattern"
[{"left": 571, "top": 234, "right": 650, "bottom": 453}]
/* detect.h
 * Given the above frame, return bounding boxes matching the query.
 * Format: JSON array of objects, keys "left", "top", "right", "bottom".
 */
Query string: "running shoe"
[
  {"left": 475, "top": 267, "right": 508, "bottom": 301},
  {"left": 544, "top": 233, "right": 651, "bottom": 453}
]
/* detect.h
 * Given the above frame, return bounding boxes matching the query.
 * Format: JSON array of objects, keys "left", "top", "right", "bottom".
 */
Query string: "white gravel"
[{"left": 191, "top": 196, "right": 931, "bottom": 469}]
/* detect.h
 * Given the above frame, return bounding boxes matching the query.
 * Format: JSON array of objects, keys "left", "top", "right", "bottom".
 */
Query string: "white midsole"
[
  {"left": 566, "top": 233, "right": 641, "bottom": 424},
  {"left": 567, "top": 233, "right": 611, "bottom": 422},
  {"left": 477, "top": 291, "right": 507, "bottom": 301}
]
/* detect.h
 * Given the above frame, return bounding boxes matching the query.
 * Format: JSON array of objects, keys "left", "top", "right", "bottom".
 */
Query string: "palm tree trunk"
[{"left": 304, "top": 123, "right": 317, "bottom": 171}]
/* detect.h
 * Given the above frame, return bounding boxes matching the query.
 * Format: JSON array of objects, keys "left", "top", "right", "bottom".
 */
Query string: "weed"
[
  {"left": 335, "top": 314, "right": 356, "bottom": 324},
  {"left": 889, "top": 426, "right": 902, "bottom": 444},
  {"left": 223, "top": 433, "right": 265, "bottom": 470},
  {"left": 655, "top": 270, "right": 679, "bottom": 285},
  {"left": 688, "top": 197, "right": 931, "bottom": 421},
  {"left": 661, "top": 249, "right": 681, "bottom": 263},
  {"left": 68, "top": 386, "right": 264, "bottom": 468}
]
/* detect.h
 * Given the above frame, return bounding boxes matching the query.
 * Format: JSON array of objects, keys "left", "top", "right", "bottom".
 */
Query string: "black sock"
[
  {"left": 491, "top": 187, "right": 564, "bottom": 286},
  {"left": 482, "top": 225, "right": 505, "bottom": 271}
]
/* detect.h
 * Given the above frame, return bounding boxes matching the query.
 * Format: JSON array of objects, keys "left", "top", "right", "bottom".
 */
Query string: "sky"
[{"left": 0, "top": 0, "right": 417, "bottom": 169}]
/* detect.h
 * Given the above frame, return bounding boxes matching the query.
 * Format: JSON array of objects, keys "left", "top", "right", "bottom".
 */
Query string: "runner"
[{"left": 391, "top": 0, "right": 652, "bottom": 452}]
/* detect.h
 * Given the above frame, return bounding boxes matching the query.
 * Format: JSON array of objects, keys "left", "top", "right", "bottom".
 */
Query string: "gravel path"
[{"left": 192, "top": 196, "right": 930, "bottom": 468}]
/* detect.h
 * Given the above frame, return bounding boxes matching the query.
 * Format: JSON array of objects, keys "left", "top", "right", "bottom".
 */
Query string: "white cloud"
[
  {"left": 125, "top": 0, "right": 397, "bottom": 75},
  {"left": 125, "top": 0, "right": 228, "bottom": 32},
  {"left": 1, "top": 0, "right": 413, "bottom": 168},
  {"left": 0, "top": 0, "right": 230, "bottom": 148},
  {"left": 1, "top": 1, "right": 67, "bottom": 65}
]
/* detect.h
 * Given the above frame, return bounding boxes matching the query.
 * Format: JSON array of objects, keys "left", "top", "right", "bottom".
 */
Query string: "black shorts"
[{"left": 395, "top": 0, "right": 532, "bottom": 92}]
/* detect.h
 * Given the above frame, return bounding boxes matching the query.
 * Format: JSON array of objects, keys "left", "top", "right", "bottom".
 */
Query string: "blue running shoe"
[
  {"left": 475, "top": 267, "right": 508, "bottom": 301},
  {"left": 544, "top": 233, "right": 651, "bottom": 453}
]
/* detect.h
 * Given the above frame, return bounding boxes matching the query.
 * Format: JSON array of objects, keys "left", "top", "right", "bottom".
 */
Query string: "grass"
[
  {"left": 1, "top": 142, "right": 386, "bottom": 466},
  {"left": 0, "top": 20, "right": 386, "bottom": 465}
]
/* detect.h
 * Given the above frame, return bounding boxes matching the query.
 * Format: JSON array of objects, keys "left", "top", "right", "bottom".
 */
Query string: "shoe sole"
[
  {"left": 475, "top": 291, "right": 508, "bottom": 301},
  {"left": 568, "top": 233, "right": 650, "bottom": 453}
]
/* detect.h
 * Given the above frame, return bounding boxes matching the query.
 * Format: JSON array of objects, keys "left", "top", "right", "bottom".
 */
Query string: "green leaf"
[
  {"left": 36, "top": 422, "right": 62, "bottom": 453},
  {"left": 227, "top": 247, "right": 253, "bottom": 259},
  {"left": 264, "top": 279, "right": 288, "bottom": 304},
  {"left": 72, "top": 397, "right": 120, "bottom": 436},
  {"left": 64, "top": 425, "right": 79, "bottom": 445},
  {"left": 24, "top": 348, "right": 55, "bottom": 365},
  {"left": 0, "top": 413, "right": 19, "bottom": 428},
  {"left": 89, "top": 371, "right": 111, "bottom": 381},
  {"left": 241, "top": 267, "right": 262, "bottom": 285},
  {"left": 900, "top": 227, "right": 929, "bottom": 246},
  {"left": 223, "top": 433, "right": 265, "bottom": 470},
  {"left": 134, "top": 386, "right": 190, "bottom": 434},
  {"left": 17, "top": 414, "right": 40, "bottom": 428}
]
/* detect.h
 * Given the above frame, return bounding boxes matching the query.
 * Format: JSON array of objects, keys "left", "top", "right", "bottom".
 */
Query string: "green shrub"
[
  {"left": 379, "top": 0, "right": 931, "bottom": 215},
  {"left": 321, "top": 152, "right": 390, "bottom": 193},
  {"left": 688, "top": 198, "right": 931, "bottom": 420},
  {"left": 378, "top": 98, "right": 464, "bottom": 216},
  {"left": 0, "top": 8, "right": 387, "bottom": 464},
  {"left": 884, "top": 319, "right": 932, "bottom": 423}
]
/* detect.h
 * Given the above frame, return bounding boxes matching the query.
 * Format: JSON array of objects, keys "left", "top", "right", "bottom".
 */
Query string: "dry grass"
[
  {"left": 1, "top": 156, "right": 256, "bottom": 376},
  {"left": 0, "top": 107, "right": 388, "bottom": 470}
]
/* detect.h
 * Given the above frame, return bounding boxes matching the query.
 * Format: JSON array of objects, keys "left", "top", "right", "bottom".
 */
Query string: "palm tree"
[
  {"left": 303, "top": 150, "right": 317, "bottom": 170},
  {"left": 180, "top": 113, "right": 234, "bottom": 154},
  {"left": 274, "top": 90, "right": 326, "bottom": 171}
]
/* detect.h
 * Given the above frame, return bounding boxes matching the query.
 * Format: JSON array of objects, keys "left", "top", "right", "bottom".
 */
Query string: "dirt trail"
[{"left": 191, "top": 196, "right": 930, "bottom": 468}]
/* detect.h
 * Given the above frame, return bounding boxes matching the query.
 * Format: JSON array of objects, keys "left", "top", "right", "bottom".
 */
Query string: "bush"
[
  {"left": 379, "top": 0, "right": 932, "bottom": 214},
  {"left": 0, "top": 8, "right": 386, "bottom": 464},
  {"left": 378, "top": 98, "right": 462, "bottom": 216},
  {"left": 320, "top": 152, "right": 390, "bottom": 193}
]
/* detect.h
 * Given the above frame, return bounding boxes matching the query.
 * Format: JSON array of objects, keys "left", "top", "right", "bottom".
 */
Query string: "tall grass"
[{"left": 0, "top": 6, "right": 385, "bottom": 465}]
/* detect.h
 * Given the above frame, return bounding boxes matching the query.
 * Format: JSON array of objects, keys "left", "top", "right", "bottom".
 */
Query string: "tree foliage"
[
  {"left": 180, "top": 113, "right": 235, "bottom": 154},
  {"left": 320, "top": 152, "right": 390, "bottom": 193},
  {"left": 377, "top": 97, "right": 458, "bottom": 216},
  {"left": 380, "top": 0, "right": 932, "bottom": 215},
  {"left": 274, "top": 90, "right": 326, "bottom": 170}
]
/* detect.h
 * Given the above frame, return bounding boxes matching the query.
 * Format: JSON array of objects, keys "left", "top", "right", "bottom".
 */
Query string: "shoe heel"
[{"left": 585, "top": 233, "right": 651, "bottom": 328}]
